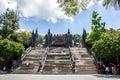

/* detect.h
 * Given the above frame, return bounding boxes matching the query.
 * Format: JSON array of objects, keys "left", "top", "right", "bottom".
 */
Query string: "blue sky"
[
  {"left": 0, "top": 0, "right": 120, "bottom": 35},
  {"left": 19, "top": 5, "right": 120, "bottom": 35}
]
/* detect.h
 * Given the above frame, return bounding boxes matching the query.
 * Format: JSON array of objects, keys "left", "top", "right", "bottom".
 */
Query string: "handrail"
[
  {"left": 69, "top": 47, "right": 75, "bottom": 73},
  {"left": 21, "top": 46, "right": 32, "bottom": 61},
  {"left": 85, "top": 46, "right": 99, "bottom": 73},
  {"left": 86, "top": 46, "right": 98, "bottom": 65},
  {"left": 11, "top": 46, "right": 32, "bottom": 71},
  {"left": 37, "top": 47, "right": 49, "bottom": 72}
]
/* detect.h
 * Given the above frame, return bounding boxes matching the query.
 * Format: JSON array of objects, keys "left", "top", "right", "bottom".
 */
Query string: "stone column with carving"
[
  {"left": 44, "top": 29, "right": 52, "bottom": 47},
  {"left": 81, "top": 28, "right": 87, "bottom": 48}
]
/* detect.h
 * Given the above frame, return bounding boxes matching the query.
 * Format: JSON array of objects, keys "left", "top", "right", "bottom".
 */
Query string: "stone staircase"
[
  {"left": 42, "top": 47, "right": 73, "bottom": 74},
  {"left": 70, "top": 47, "right": 97, "bottom": 74},
  {"left": 12, "top": 47, "right": 46, "bottom": 74},
  {"left": 12, "top": 47, "right": 97, "bottom": 74}
]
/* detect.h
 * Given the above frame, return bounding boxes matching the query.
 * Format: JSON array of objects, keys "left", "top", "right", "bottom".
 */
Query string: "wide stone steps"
[
  {"left": 43, "top": 66, "right": 72, "bottom": 69},
  {"left": 42, "top": 71, "right": 73, "bottom": 74},
  {"left": 24, "top": 57, "right": 42, "bottom": 61},
  {"left": 42, "top": 47, "right": 73, "bottom": 74},
  {"left": 13, "top": 47, "right": 98, "bottom": 74},
  {"left": 76, "top": 70, "right": 97, "bottom": 74},
  {"left": 47, "top": 54, "right": 69, "bottom": 56},
  {"left": 76, "top": 65, "right": 96, "bottom": 70},
  {"left": 47, "top": 55, "right": 70, "bottom": 58},
  {"left": 70, "top": 47, "right": 97, "bottom": 74},
  {"left": 12, "top": 48, "right": 46, "bottom": 74},
  {"left": 42, "top": 65, "right": 72, "bottom": 74}
]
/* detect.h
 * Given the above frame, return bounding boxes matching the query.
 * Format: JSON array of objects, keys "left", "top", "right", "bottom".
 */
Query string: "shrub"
[{"left": 0, "top": 39, "right": 25, "bottom": 60}]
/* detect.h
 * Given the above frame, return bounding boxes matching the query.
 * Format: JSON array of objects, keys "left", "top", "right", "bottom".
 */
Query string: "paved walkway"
[{"left": 0, "top": 74, "right": 120, "bottom": 80}]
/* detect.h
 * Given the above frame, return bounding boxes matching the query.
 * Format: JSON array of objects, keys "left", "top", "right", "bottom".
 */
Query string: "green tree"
[
  {"left": 73, "top": 34, "right": 81, "bottom": 43},
  {"left": 0, "top": 8, "right": 19, "bottom": 39},
  {"left": 91, "top": 29, "right": 120, "bottom": 64},
  {"left": 57, "top": 0, "right": 90, "bottom": 16},
  {"left": 0, "top": 35, "right": 2, "bottom": 40},
  {"left": 103, "top": 0, "right": 120, "bottom": 9},
  {"left": 10, "top": 30, "right": 32, "bottom": 49},
  {"left": 86, "top": 11, "right": 106, "bottom": 45},
  {"left": 57, "top": 0, "right": 120, "bottom": 16},
  {"left": 38, "top": 35, "right": 44, "bottom": 45},
  {"left": 0, "top": 39, "right": 25, "bottom": 60}
]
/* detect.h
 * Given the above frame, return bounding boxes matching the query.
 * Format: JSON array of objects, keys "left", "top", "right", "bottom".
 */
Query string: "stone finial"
[
  {"left": 32, "top": 29, "right": 34, "bottom": 35},
  {"left": 48, "top": 28, "right": 50, "bottom": 34},
  {"left": 68, "top": 29, "right": 70, "bottom": 34}
]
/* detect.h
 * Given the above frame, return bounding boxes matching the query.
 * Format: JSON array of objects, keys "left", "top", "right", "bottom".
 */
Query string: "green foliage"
[
  {"left": 0, "top": 8, "right": 19, "bottom": 39},
  {"left": 57, "top": 0, "right": 90, "bottom": 16},
  {"left": 103, "top": 0, "right": 120, "bottom": 10},
  {"left": 57, "top": 0, "right": 120, "bottom": 16},
  {"left": 91, "top": 29, "right": 120, "bottom": 63},
  {"left": 38, "top": 35, "right": 44, "bottom": 44},
  {"left": 38, "top": 43, "right": 43, "bottom": 47},
  {"left": 10, "top": 30, "right": 32, "bottom": 49},
  {"left": 0, "top": 39, "right": 25, "bottom": 60},
  {"left": 73, "top": 34, "right": 81, "bottom": 43},
  {"left": 86, "top": 11, "right": 106, "bottom": 45},
  {"left": 0, "top": 35, "right": 2, "bottom": 40},
  {"left": 86, "top": 11, "right": 120, "bottom": 64}
]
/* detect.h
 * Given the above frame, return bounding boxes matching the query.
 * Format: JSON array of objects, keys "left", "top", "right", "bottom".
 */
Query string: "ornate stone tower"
[
  {"left": 45, "top": 29, "right": 52, "bottom": 47},
  {"left": 81, "top": 28, "right": 87, "bottom": 48},
  {"left": 35, "top": 28, "right": 39, "bottom": 46},
  {"left": 66, "top": 29, "right": 72, "bottom": 48},
  {"left": 30, "top": 30, "right": 35, "bottom": 47},
  {"left": 30, "top": 28, "right": 39, "bottom": 47}
]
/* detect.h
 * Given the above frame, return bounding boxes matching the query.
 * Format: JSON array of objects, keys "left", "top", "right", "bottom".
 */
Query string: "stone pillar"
[
  {"left": 35, "top": 28, "right": 39, "bottom": 47},
  {"left": 72, "top": 62, "right": 75, "bottom": 73},
  {"left": 45, "top": 34, "right": 48, "bottom": 47},
  {"left": 30, "top": 28, "right": 39, "bottom": 47},
  {"left": 81, "top": 28, "right": 87, "bottom": 48},
  {"left": 30, "top": 30, "right": 35, "bottom": 47},
  {"left": 45, "top": 29, "right": 52, "bottom": 47},
  {"left": 66, "top": 29, "right": 72, "bottom": 48}
]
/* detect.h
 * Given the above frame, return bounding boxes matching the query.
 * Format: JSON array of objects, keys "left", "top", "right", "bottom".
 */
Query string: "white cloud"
[
  {"left": 96, "top": 0, "right": 104, "bottom": 5},
  {"left": 86, "top": 0, "right": 103, "bottom": 9},
  {"left": 87, "top": 0, "right": 95, "bottom": 8},
  {"left": 0, "top": 0, "right": 104, "bottom": 23},
  {"left": 0, "top": 0, "right": 73, "bottom": 23},
  {"left": 0, "top": 0, "right": 8, "bottom": 10},
  {"left": 47, "top": 17, "right": 57, "bottom": 24},
  {"left": 0, "top": 0, "right": 17, "bottom": 10}
]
